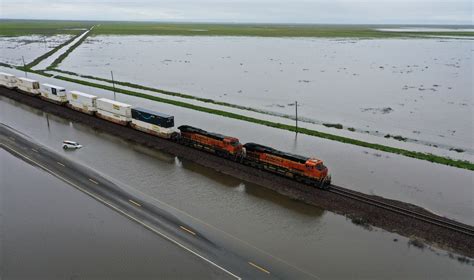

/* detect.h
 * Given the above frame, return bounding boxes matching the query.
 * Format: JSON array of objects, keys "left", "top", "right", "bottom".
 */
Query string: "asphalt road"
[{"left": 0, "top": 123, "right": 280, "bottom": 280}]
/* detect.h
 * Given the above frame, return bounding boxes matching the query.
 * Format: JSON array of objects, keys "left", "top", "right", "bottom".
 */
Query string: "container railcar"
[
  {"left": 132, "top": 107, "right": 174, "bottom": 128},
  {"left": 131, "top": 107, "right": 176, "bottom": 139},
  {"left": 178, "top": 125, "right": 244, "bottom": 159},
  {"left": 0, "top": 71, "right": 333, "bottom": 190},
  {"left": 66, "top": 90, "right": 98, "bottom": 115},
  {"left": 40, "top": 83, "right": 67, "bottom": 104},
  {"left": 244, "top": 142, "right": 331, "bottom": 188},
  {"left": 96, "top": 98, "right": 132, "bottom": 118},
  {"left": 96, "top": 109, "right": 131, "bottom": 126},
  {"left": 0, "top": 72, "right": 17, "bottom": 89},
  {"left": 16, "top": 77, "right": 40, "bottom": 95},
  {"left": 96, "top": 98, "right": 132, "bottom": 125}
]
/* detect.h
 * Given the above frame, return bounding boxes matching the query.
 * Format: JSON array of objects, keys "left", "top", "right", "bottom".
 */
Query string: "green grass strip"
[
  {"left": 21, "top": 33, "right": 82, "bottom": 69},
  {"left": 53, "top": 74, "right": 473, "bottom": 171},
  {"left": 52, "top": 68, "right": 296, "bottom": 118},
  {"left": 46, "top": 29, "right": 92, "bottom": 70},
  {"left": 90, "top": 22, "right": 474, "bottom": 38}
]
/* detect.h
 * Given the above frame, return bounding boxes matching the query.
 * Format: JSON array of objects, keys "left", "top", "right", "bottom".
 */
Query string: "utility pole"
[
  {"left": 22, "top": 56, "right": 27, "bottom": 77},
  {"left": 111, "top": 70, "right": 116, "bottom": 100},
  {"left": 295, "top": 101, "right": 298, "bottom": 134}
]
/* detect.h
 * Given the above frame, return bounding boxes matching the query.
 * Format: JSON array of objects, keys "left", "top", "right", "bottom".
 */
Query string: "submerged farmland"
[
  {"left": 0, "top": 35, "right": 73, "bottom": 66},
  {"left": 57, "top": 36, "right": 473, "bottom": 156}
]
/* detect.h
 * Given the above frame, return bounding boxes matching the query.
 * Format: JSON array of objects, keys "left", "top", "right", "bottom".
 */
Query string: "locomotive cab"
[
  {"left": 305, "top": 159, "right": 331, "bottom": 186},
  {"left": 224, "top": 137, "right": 243, "bottom": 155}
]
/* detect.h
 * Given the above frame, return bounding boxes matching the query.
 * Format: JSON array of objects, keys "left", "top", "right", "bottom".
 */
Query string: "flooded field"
[
  {"left": 1, "top": 67, "right": 472, "bottom": 226},
  {"left": 58, "top": 36, "right": 473, "bottom": 151},
  {"left": 1, "top": 95, "right": 473, "bottom": 278},
  {"left": 0, "top": 149, "right": 229, "bottom": 279},
  {"left": 0, "top": 34, "right": 72, "bottom": 65}
]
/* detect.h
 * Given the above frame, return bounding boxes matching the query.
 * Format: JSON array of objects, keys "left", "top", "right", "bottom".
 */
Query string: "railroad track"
[{"left": 329, "top": 185, "right": 474, "bottom": 237}]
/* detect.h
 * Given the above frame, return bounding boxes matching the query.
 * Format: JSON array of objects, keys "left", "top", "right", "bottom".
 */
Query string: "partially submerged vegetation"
[
  {"left": 323, "top": 123, "right": 343, "bottom": 129},
  {"left": 384, "top": 134, "right": 408, "bottom": 142},
  {"left": 47, "top": 30, "right": 91, "bottom": 70},
  {"left": 45, "top": 73, "right": 473, "bottom": 171},
  {"left": 24, "top": 34, "right": 81, "bottom": 69},
  {"left": 2, "top": 20, "right": 472, "bottom": 170}
]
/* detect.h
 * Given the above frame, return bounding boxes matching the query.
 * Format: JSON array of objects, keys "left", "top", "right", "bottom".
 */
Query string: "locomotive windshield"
[{"left": 316, "top": 163, "right": 326, "bottom": 171}]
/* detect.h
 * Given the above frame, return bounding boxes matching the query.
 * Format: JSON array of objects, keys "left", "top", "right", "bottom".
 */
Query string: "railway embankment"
[{"left": 1, "top": 87, "right": 473, "bottom": 258}]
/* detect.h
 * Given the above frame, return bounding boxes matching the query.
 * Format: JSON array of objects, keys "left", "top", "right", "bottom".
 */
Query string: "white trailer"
[
  {"left": 0, "top": 72, "right": 17, "bottom": 89},
  {"left": 66, "top": 90, "right": 97, "bottom": 114},
  {"left": 131, "top": 119, "right": 176, "bottom": 139},
  {"left": 96, "top": 109, "right": 131, "bottom": 126},
  {"left": 40, "top": 83, "right": 67, "bottom": 104},
  {"left": 96, "top": 98, "right": 132, "bottom": 118},
  {"left": 16, "top": 77, "right": 40, "bottom": 95}
]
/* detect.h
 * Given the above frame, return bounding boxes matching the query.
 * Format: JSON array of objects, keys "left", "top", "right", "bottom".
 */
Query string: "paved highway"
[{"left": 0, "top": 123, "right": 284, "bottom": 279}]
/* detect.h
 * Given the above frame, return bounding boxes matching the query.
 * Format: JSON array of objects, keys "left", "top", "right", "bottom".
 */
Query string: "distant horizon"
[
  {"left": 1, "top": 0, "right": 472, "bottom": 25},
  {"left": 1, "top": 18, "right": 473, "bottom": 27}
]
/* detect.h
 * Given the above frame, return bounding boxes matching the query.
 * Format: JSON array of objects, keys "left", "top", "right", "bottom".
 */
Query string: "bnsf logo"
[
  {"left": 72, "top": 94, "right": 78, "bottom": 99},
  {"left": 113, "top": 104, "right": 120, "bottom": 110},
  {"left": 266, "top": 154, "right": 284, "bottom": 164}
]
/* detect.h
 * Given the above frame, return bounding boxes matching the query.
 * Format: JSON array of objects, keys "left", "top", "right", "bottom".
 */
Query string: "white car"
[{"left": 62, "top": 140, "right": 82, "bottom": 150}]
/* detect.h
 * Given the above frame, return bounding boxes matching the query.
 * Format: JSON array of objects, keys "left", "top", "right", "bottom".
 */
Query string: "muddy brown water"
[{"left": 1, "top": 96, "right": 473, "bottom": 279}]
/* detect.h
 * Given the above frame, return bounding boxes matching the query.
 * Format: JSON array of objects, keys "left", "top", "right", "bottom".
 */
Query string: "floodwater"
[
  {"left": 376, "top": 28, "right": 474, "bottom": 32},
  {"left": 1, "top": 96, "right": 473, "bottom": 279},
  {"left": 0, "top": 34, "right": 72, "bottom": 65},
  {"left": 0, "top": 150, "right": 230, "bottom": 279},
  {"left": 32, "top": 28, "right": 91, "bottom": 70},
  {"left": 1, "top": 67, "right": 472, "bottom": 226},
  {"left": 59, "top": 36, "right": 473, "bottom": 152}
]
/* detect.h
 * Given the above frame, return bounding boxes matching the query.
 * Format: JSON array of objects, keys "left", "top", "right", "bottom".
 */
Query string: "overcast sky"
[{"left": 1, "top": 0, "right": 472, "bottom": 24}]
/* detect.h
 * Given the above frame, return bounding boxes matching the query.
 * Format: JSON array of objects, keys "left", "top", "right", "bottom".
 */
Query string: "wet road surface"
[
  {"left": 0, "top": 149, "right": 235, "bottom": 279},
  {"left": 0, "top": 124, "right": 283, "bottom": 280},
  {"left": 1, "top": 94, "right": 473, "bottom": 279}
]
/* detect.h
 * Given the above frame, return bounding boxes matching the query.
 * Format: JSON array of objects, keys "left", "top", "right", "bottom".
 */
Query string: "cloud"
[{"left": 0, "top": 0, "right": 472, "bottom": 24}]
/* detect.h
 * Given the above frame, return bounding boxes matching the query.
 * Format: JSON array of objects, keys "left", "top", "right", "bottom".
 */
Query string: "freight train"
[{"left": 0, "top": 72, "right": 331, "bottom": 188}]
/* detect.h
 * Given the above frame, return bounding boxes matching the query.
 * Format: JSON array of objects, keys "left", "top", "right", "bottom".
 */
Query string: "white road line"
[
  {"left": 129, "top": 199, "right": 141, "bottom": 207},
  {"left": 0, "top": 143, "right": 241, "bottom": 280},
  {"left": 248, "top": 261, "right": 271, "bottom": 274},
  {"left": 88, "top": 178, "right": 99, "bottom": 185},
  {"left": 114, "top": 173, "right": 320, "bottom": 279},
  {"left": 56, "top": 161, "right": 65, "bottom": 167},
  {"left": 180, "top": 225, "right": 196, "bottom": 236}
]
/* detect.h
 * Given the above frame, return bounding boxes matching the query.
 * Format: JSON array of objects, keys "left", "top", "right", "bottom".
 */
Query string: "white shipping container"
[
  {"left": 131, "top": 119, "right": 175, "bottom": 139},
  {"left": 68, "top": 100, "right": 97, "bottom": 114},
  {"left": 17, "top": 77, "right": 40, "bottom": 95},
  {"left": 96, "top": 109, "right": 131, "bottom": 125},
  {"left": 0, "top": 72, "right": 17, "bottom": 88},
  {"left": 67, "top": 90, "right": 97, "bottom": 107},
  {"left": 40, "top": 83, "right": 67, "bottom": 103},
  {"left": 96, "top": 98, "right": 132, "bottom": 118}
]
